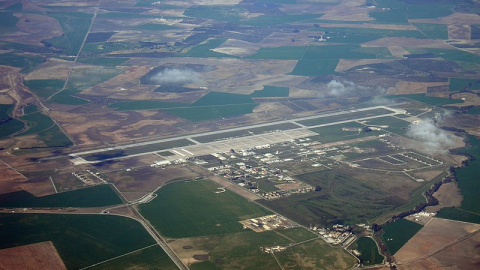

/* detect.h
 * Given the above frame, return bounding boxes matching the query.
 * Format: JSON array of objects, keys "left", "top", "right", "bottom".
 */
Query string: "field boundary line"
[{"left": 79, "top": 243, "right": 158, "bottom": 270}]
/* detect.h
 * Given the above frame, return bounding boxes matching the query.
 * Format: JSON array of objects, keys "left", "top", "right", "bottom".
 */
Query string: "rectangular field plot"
[
  {"left": 297, "top": 108, "right": 394, "bottom": 127},
  {"left": 87, "top": 245, "right": 177, "bottom": 270},
  {"left": 275, "top": 239, "right": 357, "bottom": 270},
  {"left": 139, "top": 179, "right": 271, "bottom": 238},
  {"left": 0, "top": 214, "right": 158, "bottom": 270}
]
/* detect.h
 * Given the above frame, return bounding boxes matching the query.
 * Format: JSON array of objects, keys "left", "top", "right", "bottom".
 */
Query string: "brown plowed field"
[
  {"left": 395, "top": 218, "right": 480, "bottom": 269},
  {"left": 0, "top": 241, "right": 66, "bottom": 270}
]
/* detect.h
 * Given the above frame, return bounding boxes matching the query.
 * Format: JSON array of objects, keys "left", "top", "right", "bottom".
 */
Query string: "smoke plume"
[
  {"left": 150, "top": 68, "right": 201, "bottom": 85},
  {"left": 407, "top": 119, "right": 456, "bottom": 154}
]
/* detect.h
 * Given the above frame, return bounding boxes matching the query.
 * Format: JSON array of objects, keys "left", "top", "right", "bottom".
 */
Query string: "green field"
[
  {"left": 43, "top": 12, "right": 93, "bottom": 55},
  {"left": 309, "top": 122, "right": 381, "bottom": 143},
  {"left": 261, "top": 169, "right": 408, "bottom": 226},
  {"left": 381, "top": 218, "right": 423, "bottom": 255},
  {"left": 0, "top": 53, "right": 44, "bottom": 73},
  {"left": 88, "top": 245, "right": 177, "bottom": 270},
  {"left": 139, "top": 179, "right": 271, "bottom": 238},
  {"left": 0, "top": 213, "right": 158, "bottom": 269},
  {"left": 388, "top": 94, "right": 464, "bottom": 106},
  {"left": 180, "top": 38, "right": 231, "bottom": 58},
  {"left": 276, "top": 239, "right": 356, "bottom": 269},
  {"left": 290, "top": 59, "right": 339, "bottom": 76},
  {"left": 189, "top": 230, "right": 289, "bottom": 270},
  {"left": 276, "top": 227, "right": 317, "bottom": 242},
  {"left": 413, "top": 23, "right": 448, "bottom": 39},
  {"left": 449, "top": 78, "right": 480, "bottom": 91},
  {"left": 436, "top": 207, "right": 480, "bottom": 224},
  {"left": 363, "top": 116, "right": 410, "bottom": 136},
  {"left": 25, "top": 79, "right": 65, "bottom": 98},
  {"left": 250, "top": 85, "right": 289, "bottom": 98},
  {"left": 353, "top": 237, "right": 384, "bottom": 266},
  {"left": 0, "top": 184, "right": 122, "bottom": 208}
]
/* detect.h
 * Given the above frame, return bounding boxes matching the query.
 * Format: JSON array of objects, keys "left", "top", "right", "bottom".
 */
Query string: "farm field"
[
  {"left": 352, "top": 237, "right": 384, "bottom": 266},
  {"left": 0, "top": 213, "right": 160, "bottom": 269},
  {"left": 0, "top": 184, "right": 122, "bottom": 208},
  {"left": 139, "top": 179, "right": 271, "bottom": 238},
  {"left": 381, "top": 218, "right": 423, "bottom": 255}
]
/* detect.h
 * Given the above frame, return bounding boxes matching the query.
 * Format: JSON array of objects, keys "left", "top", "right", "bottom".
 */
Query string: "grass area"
[
  {"left": 25, "top": 79, "right": 65, "bottom": 98},
  {"left": 85, "top": 32, "right": 115, "bottom": 43},
  {"left": 113, "top": 93, "right": 258, "bottom": 121},
  {"left": 163, "top": 104, "right": 258, "bottom": 122},
  {"left": 363, "top": 116, "right": 410, "bottom": 136},
  {"left": 277, "top": 227, "right": 318, "bottom": 242},
  {"left": 189, "top": 230, "right": 289, "bottom": 270},
  {"left": 381, "top": 218, "right": 423, "bottom": 255},
  {"left": 250, "top": 85, "right": 289, "bottom": 98},
  {"left": 309, "top": 122, "right": 379, "bottom": 143},
  {"left": 0, "top": 104, "right": 14, "bottom": 120},
  {"left": 467, "top": 107, "right": 480, "bottom": 114},
  {"left": 426, "top": 48, "right": 480, "bottom": 64},
  {"left": 261, "top": 169, "right": 408, "bottom": 226},
  {"left": 449, "top": 78, "right": 480, "bottom": 91},
  {"left": 0, "top": 119, "right": 24, "bottom": 138},
  {"left": 0, "top": 184, "right": 122, "bottom": 208},
  {"left": 76, "top": 56, "right": 128, "bottom": 66},
  {"left": 290, "top": 59, "right": 339, "bottom": 76},
  {"left": 88, "top": 245, "right": 177, "bottom": 270},
  {"left": 0, "top": 213, "right": 156, "bottom": 269},
  {"left": 0, "top": 12, "right": 19, "bottom": 30},
  {"left": 180, "top": 38, "right": 232, "bottom": 58},
  {"left": 0, "top": 53, "right": 44, "bottom": 73},
  {"left": 436, "top": 207, "right": 480, "bottom": 224},
  {"left": 353, "top": 237, "right": 384, "bottom": 266},
  {"left": 139, "top": 179, "right": 271, "bottom": 238},
  {"left": 387, "top": 94, "right": 463, "bottom": 106},
  {"left": 298, "top": 108, "right": 394, "bottom": 127},
  {"left": 247, "top": 46, "right": 307, "bottom": 60},
  {"left": 413, "top": 23, "right": 448, "bottom": 39},
  {"left": 276, "top": 239, "right": 356, "bottom": 269},
  {"left": 43, "top": 12, "right": 93, "bottom": 55}
]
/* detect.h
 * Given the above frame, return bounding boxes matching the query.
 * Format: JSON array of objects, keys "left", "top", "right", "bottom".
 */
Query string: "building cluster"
[
  {"left": 240, "top": 215, "right": 297, "bottom": 232},
  {"left": 72, "top": 170, "right": 104, "bottom": 185},
  {"left": 261, "top": 245, "right": 287, "bottom": 253},
  {"left": 314, "top": 224, "right": 355, "bottom": 246}
]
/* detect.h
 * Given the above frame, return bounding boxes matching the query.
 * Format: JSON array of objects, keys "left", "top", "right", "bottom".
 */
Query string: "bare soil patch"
[
  {"left": 336, "top": 59, "right": 394, "bottom": 72},
  {"left": 213, "top": 39, "right": 259, "bottom": 57},
  {"left": 425, "top": 181, "right": 462, "bottom": 213},
  {"left": 448, "top": 24, "right": 471, "bottom": 40},
  {"left": 395, "top": 218, "right": 480, "bottom": 269},
  {"left": 362, "top": 37, "right": 452, "bottom": 48},
  {"left": 1, "top": 13, "right": 63, "bottom": 46},
  {"left": 409, "top": 12, "right": 480, "bottom": 26},
  {"left": 319, "top": 0, "right": 373, "bottom": 21},
  {"left": 0, "top": 241, "right": 66, "bottom": 270},
  {"left": 387, "top": 46, "right": 410, "bottom": 58},
  {"left": 387, "top": 81, "right": 447, "bottom": 95},
  {"left": 104, "top": 164, "right": 201, "bottom": 193}
]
